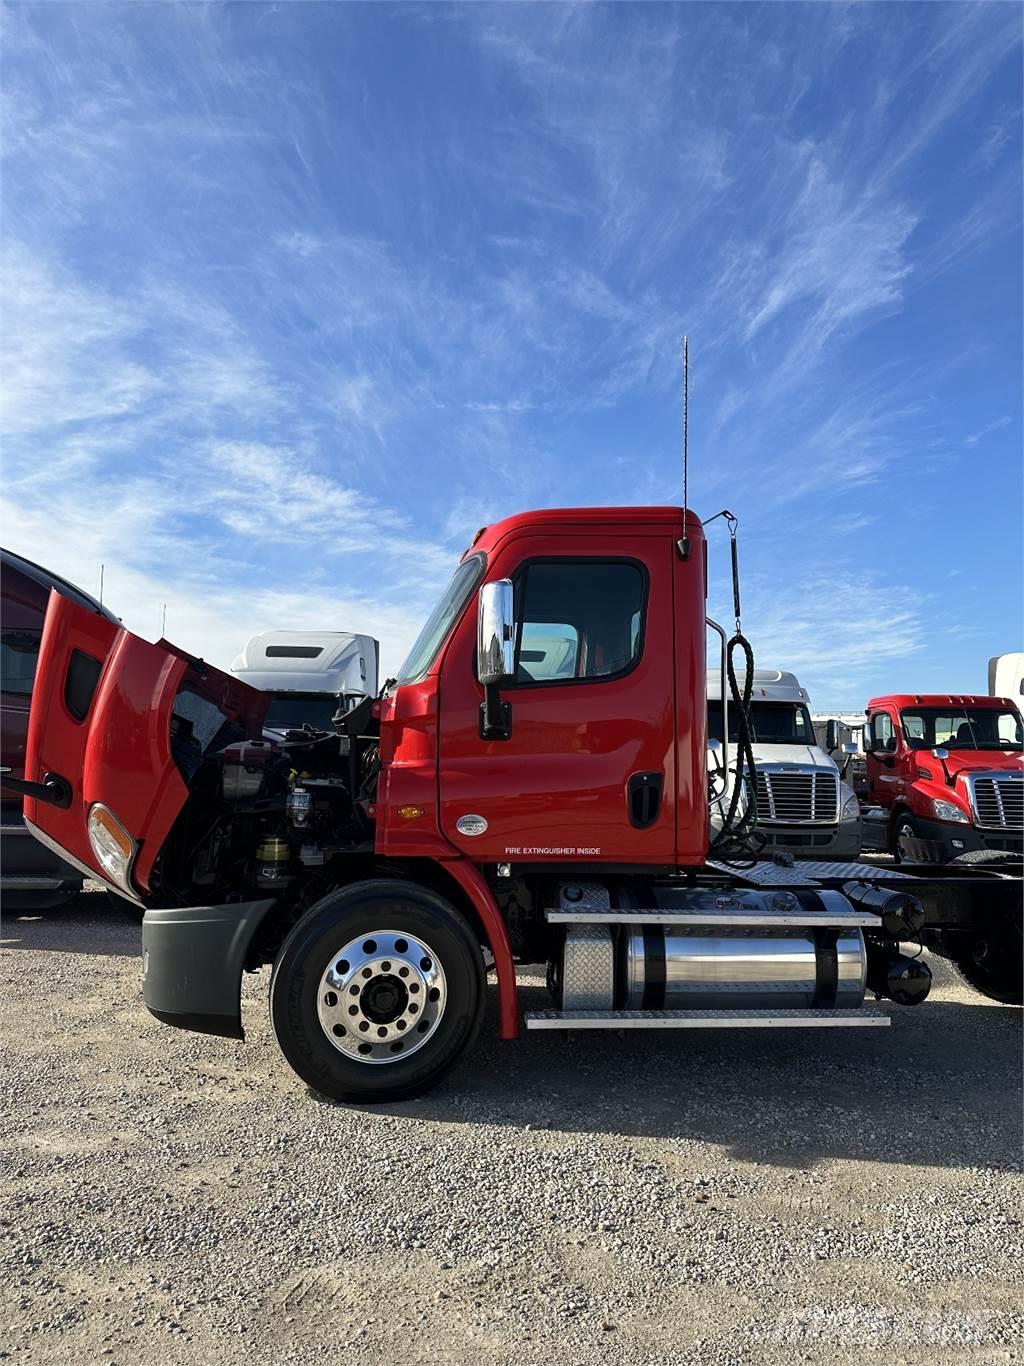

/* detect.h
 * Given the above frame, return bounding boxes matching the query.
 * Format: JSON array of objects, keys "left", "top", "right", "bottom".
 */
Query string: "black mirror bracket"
[{"left": 479, "top": 684, "right": 512, "bottom": 741}]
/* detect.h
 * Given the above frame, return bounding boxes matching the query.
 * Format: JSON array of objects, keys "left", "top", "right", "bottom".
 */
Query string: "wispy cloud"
[
  {"left": 741, "top": 155, "right": 917, "bottom": 361},
  {"left": 715, "top": 563, "right": 927, "bottom": 708},
  {"left": 965, "top": 415, "right": 1012, "bottom": 447},
  {"left": 0, "top": 1, "right": 1018, "bottom": 700}
]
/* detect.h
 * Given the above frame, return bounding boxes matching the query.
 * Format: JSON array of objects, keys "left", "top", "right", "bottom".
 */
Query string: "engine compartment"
[{"left": 151, "top": 690, "right": 379, "bottom": 906}]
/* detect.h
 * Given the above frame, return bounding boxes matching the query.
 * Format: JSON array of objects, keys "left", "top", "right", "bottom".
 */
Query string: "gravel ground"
[{"left": 1, "top": 890, "right": 1022, "bottom": 1366}]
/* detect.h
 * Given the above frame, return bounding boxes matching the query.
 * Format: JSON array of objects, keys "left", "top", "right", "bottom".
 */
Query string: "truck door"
[
  {"left": 436, "top": 535, "right": 677, "bottom": 864},
  {"left": 865, "top": 708, "right": 902, "bottom": 807}
]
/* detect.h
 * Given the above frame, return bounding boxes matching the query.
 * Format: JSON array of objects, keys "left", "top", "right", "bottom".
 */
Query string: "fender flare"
[{"left": 442, "top": 860, "right": 519, "bottom": 1040}]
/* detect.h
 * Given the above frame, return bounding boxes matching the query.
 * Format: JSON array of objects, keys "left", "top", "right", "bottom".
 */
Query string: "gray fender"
[{"left": 142, "top": 900, "right": 278, "bottom": 1039}]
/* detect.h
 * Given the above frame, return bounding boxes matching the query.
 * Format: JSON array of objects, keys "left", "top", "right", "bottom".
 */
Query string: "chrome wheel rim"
[{"left": 317, "top": 930, "right": 447, "bottom": 1065}]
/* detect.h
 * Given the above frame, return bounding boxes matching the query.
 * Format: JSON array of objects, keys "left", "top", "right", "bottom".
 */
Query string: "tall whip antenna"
[{"left": 679, "top": 336, "right": 691, "bottom": 560}]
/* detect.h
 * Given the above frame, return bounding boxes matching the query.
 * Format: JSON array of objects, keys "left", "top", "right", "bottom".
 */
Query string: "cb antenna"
[{"left": 678, "top": 335, "right": 692, "bottom": 561}]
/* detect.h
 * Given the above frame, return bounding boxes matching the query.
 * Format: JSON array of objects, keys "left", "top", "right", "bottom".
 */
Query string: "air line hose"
[{"left": 708, "top": 632, "right": 765, "bottom": 866}]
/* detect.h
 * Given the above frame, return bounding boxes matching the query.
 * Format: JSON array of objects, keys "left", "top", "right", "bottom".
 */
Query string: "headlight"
[
  {"left": 932, "top": 798, "right": 969, "bottom": 825},
  {"left": 87, "top": 803, "right": 139, "bottom": 894},
  {"left": 839, "top": 783, "right": 860, "bottom": 822}
]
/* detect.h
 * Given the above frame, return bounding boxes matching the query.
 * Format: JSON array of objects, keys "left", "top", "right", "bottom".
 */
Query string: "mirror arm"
[
  {"left": 479, "top": 683, "right": 512, "bottom": 742},
  {"left": 0, "top": 768, "right": 72, "bottom": 808}
]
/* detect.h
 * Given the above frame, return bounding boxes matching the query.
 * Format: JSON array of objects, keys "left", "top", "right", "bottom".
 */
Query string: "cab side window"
[
  {"left": 870, "top": 711, "right": 895, "bottom": 751},
  {"left": 902, "top": 713, "right": 926, "bottom": 749},
  {"left": 513, "top": 561, "right": 645, "bottom": 686}
]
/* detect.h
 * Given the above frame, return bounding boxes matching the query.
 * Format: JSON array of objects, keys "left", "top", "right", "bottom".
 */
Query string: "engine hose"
[{"left": 709, "top": 632, "right": 766, "bottom": 866}]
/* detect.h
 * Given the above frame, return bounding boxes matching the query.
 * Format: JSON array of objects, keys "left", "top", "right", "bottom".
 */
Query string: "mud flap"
[{"left": 142, "top": 900, "right": 278, "bottom": 1039}]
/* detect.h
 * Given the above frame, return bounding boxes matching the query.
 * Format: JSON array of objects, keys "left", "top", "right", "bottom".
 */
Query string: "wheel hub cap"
[
  {"left": 317, "top": 930, "right": 448, "bottom": 1065},
  {"left": 361, "top": 975, "right": 407, "bottom": 1022}
]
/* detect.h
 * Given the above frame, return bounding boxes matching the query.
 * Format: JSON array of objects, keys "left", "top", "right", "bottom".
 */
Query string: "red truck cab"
[{"left": 865, "top": 694, "right": 1023, "bottom": 860}]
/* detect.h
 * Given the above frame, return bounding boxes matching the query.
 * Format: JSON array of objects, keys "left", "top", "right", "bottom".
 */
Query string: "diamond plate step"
[
  {"left": 704, "top": 859, "right": 914, "bottom": 886},
  {"left": 546, "top": 906, "right": 879, "bottom": 927},
  {"left": 524, "top": 1008, "right": 890, "bottom": 1030}
]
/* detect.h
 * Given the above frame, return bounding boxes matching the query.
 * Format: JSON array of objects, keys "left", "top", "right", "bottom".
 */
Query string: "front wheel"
[
  {"left": 270, "top": 879, "right": 486, "bottom": 1102},
  {"left": 892, "top": 812, "right": 920, "bottom": 863}
]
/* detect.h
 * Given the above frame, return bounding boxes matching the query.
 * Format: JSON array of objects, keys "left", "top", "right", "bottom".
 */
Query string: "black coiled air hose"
[{"left": 708, "top": 632, "right": 766, "bottom": 866}]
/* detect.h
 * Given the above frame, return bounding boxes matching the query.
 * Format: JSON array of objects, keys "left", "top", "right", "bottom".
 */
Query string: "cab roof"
[
  {"left": 867, "top": 694, "right": 1016, "bottom": 712},
  {"left": 468, "top": 506, "right": 703, "bottom": 554}
]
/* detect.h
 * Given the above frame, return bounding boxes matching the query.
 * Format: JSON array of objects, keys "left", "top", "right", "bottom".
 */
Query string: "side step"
[
  {"left": 525, "top": 1008, "right": 890, "bottom": 1030},
  {"left": 545, "top": 906, "right": 880, "bottom": 928},
  {"left": 0, "top": 874, "right": 67, "bottom": 891}
]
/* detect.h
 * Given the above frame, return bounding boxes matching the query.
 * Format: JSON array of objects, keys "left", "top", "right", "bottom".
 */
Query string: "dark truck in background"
[{"left": 1, "top": 549, "right": 118, "bottom": 909}]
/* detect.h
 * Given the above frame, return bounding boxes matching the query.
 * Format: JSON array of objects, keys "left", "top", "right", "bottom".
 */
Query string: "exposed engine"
[{"left": 155, "top": 694, "right": 378, "bottom": 905}]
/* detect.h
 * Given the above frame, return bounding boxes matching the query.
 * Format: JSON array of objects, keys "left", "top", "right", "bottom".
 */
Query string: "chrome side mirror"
[
  {"left": 841, "top": 742, "right": 858, "bottom": 755},
  {"left": 932, "top": 746, "right": 949, "bottom": 759},
  {"left": 477, "top": 579, "right": 515, "bottom": 685}
]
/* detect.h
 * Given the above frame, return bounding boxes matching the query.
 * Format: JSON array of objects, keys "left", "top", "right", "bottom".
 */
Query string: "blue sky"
[{"left": 2, "top": 1, "right": 1021, "bottom": 707}]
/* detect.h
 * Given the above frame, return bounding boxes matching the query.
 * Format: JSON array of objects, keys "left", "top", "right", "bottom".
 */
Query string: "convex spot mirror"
[{"left": 477, "top": 579, "right": 515, "bottom": 685}]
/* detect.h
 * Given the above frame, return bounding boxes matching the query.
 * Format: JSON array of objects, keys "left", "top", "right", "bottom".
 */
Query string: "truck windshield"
[
  {"left": 708, "top": 701, "right": 814, "bottom": 745},
  {"left": 265, "top": 694, "right": 343, "bottom": 732},
  {"left": 396, "top": 553, "right": 485, "bottom": 685},
  {"left": 900, "top": 708, "right": 1023, "bottom": 750}
]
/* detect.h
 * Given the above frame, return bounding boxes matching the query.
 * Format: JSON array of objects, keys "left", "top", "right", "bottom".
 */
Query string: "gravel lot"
[{"left": 2, "top": 890, "right": 1022, "bottom": 1365}]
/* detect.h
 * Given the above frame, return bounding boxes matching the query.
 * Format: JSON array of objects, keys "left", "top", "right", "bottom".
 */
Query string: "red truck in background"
[
  {"left": 864, "top": 695, "right": 1024, "bottom": 862},
  {"left": 11, "top": 507, "right": 1023, "bottom": 1103}
]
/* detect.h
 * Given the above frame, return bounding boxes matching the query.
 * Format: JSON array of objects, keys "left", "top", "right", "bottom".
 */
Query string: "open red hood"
[{"left": 24, "top": 591, "right": 267, "bottom": 895}]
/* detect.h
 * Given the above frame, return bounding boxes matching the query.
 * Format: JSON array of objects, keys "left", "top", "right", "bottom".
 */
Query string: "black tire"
[
  {"left": 892, "top": 811, "right": 919, "bottom": 863},
  {"left": 944, "top": 931, "right": 1023, "bottom": 1006},
  {"left": 270, "top": 879, "right": 486, "bottom": 1103}
]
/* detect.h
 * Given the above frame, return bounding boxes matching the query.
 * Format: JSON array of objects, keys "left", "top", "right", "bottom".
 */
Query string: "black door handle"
[{"left": 627, "top": 771, "right": 662, "bottom": 829}]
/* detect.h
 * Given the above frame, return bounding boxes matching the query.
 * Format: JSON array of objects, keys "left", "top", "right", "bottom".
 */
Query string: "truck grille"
[
  {"left": 754, "top": 769, "right": 839, "bottom": 825},
  {"left": 969, "top": 774, "right": 1024, "bottom": 830}
]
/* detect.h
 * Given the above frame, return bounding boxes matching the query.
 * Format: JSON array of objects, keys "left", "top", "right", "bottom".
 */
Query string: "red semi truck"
[
  {"left": 12, "top": 507, "right": 1023, "bottom": 1101},
  {"left": 864, "top": 694, "right": 1023, "bottom": 862}
]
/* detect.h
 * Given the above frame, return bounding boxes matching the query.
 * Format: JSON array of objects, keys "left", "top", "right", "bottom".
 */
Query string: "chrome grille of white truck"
[
  {"left": 755, "top": 767, "right": 839, "bottom": 824},
  {"left": 968, "top": 773, "right": 1024, "bottom": 830}
]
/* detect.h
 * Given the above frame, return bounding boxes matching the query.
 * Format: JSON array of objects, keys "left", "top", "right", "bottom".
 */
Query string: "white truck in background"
[
  {"left": 812, "top": 712, "right": 868, "bottom": 798},
  {"left": 708, "top": 668, "right": 862, "bottom": 860},
  {"left": 231, "top": 631, "right": 380, "bottom": 734},
  {"left": 989, "top": 654, "right": 1024, "bottom": 713}
]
